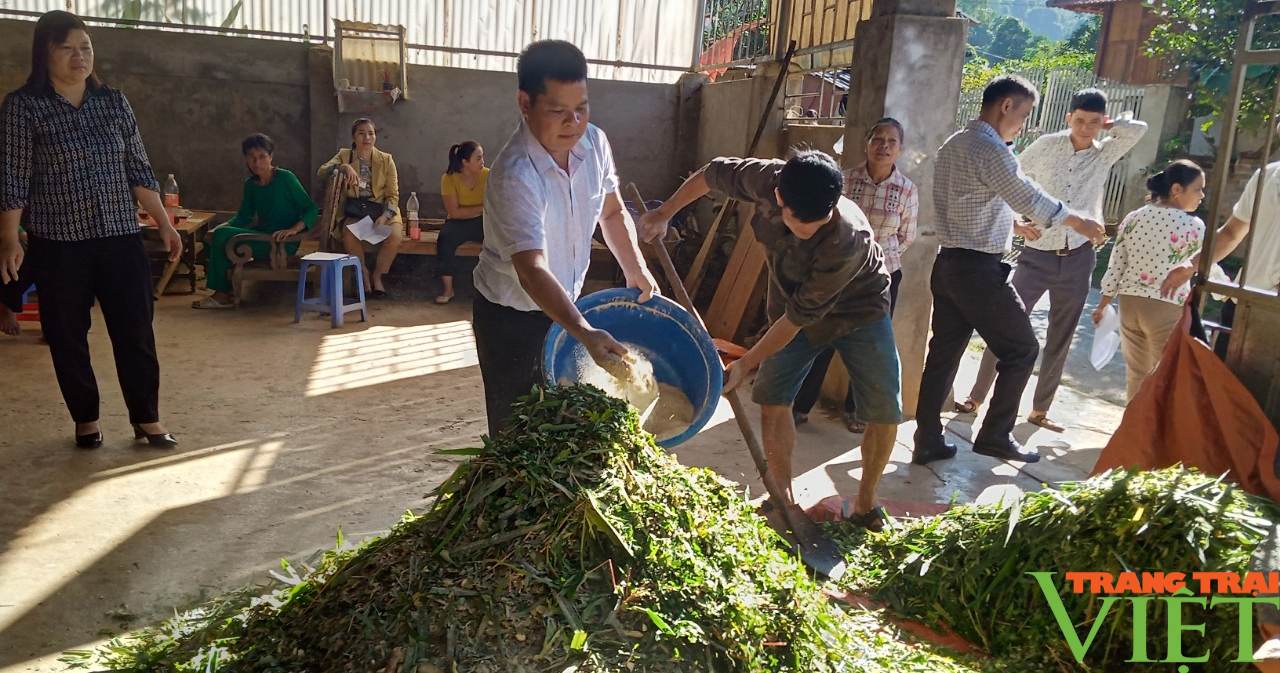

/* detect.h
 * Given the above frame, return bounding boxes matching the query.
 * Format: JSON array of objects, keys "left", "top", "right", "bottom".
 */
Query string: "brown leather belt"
[{"left": 1055, "top": 242, "right": 1094, "bottom": 257}]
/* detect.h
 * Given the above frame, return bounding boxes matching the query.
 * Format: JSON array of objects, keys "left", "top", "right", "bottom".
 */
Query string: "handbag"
[{"left": 344, "top": 196, "right": 383, "bottom": 221}]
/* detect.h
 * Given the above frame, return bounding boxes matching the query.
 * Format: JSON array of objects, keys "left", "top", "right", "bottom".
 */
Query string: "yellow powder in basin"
[
  {"left": 645, "top": 382, "right": 695, "bottom": 441},
  {"left": 561, "top": 347, "right": 695, "bottom": 441}
]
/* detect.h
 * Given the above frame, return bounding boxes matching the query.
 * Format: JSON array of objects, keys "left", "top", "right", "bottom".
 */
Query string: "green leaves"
[
  {"left": 831, "top": 467, "right": 1279, "bottom": 671},
  {"left": 1143, "top": 0, "right": 1280, "bottom": 134},
  {"left": 435, "top": 447, "right": 485, "bottom": 456},
  {"left": 82, "top": 385, "right": 871, "bottom": 672}
]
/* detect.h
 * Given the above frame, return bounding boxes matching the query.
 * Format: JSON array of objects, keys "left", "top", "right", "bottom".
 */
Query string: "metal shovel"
[{"left": 625, "top": 184, "right": 847, "bottom": 581}]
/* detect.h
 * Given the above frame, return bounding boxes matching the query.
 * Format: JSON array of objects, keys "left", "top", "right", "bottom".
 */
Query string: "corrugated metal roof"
[
  {"left": 8, "top": 0, "right": 697, "bottom": 82},
  {"left": 813, "top": 69, "right": 850, "bottom": 91}
]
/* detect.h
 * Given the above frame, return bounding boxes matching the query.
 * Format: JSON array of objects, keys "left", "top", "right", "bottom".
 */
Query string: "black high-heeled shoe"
[
  {"left": 75, "top": 431, "right": 103, "bottom": 449},
  {"left": 132, "top": 423, "right": 178, "bottom": 448}
]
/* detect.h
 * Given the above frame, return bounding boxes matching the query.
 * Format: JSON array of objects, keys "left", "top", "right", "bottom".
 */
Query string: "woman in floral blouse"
[{"left": 1093, "top": 159, "right": 1205, "bottom": 401}]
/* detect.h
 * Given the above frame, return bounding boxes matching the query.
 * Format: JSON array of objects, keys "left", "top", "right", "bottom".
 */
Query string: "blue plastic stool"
[
  {"left": 16, "top": 284, "right": 39, "bottom": 325},
  {"left": 295, "top": 252, "right": 367, "bottom": 328}
]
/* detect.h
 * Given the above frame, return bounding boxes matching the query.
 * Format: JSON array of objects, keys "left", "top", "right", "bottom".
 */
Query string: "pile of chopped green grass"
[
  {"left": 831, "top": 468, "right": 1279, "bottom": 672},
  {"left": 65, "top": 385, "right": 1020, "bottom": 673}
]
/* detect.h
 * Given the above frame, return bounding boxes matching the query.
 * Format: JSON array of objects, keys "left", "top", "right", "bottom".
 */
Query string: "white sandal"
[{"left": 192, "top": 296, "right": 233, "bottom": 309}]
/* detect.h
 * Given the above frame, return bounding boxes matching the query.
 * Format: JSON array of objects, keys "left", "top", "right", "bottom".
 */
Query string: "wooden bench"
[
  {"left": 285, "top": 216, "right": 642, "bottom": 293},
  {"left": 392, "top": 227, "right": 484, "bottom": 257},
  {"left": 348, "top": 225, "right": 612, "bottom": 260},
  {"left": 224, "top": 176, "right": 343, "bottom": 308},
  {"left": 289, "top": 225, "right": 484, "bottom": 257}
]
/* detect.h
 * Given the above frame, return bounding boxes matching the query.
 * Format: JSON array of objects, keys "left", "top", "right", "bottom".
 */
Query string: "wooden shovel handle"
[
  {"left": 624, "top": 183, "right": 699, "bottom": 320},
  {"left": 626, "top": 183, "right": 795, "bottom": 512}
]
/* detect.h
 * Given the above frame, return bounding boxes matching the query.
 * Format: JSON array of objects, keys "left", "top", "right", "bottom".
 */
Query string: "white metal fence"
[
  {"left": 1, "top": 0, "right": 699, "bottom": 82},
  {"left": 957, "top": 67, "right": 1146, "bottom": 223}
]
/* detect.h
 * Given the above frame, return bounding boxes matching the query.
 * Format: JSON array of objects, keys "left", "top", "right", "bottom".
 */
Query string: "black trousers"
[
  {"left": 27, "top": 234, "right": 161, "bottom": 425},
  {"left": 438, "top": 216, "right": 484, "bottom": 278},
  {"left": 915, "top": 248, "right": 1038, "bottom": 444},
  {"left": 793, "top": 268, "right": 902, "bottom": 416},
  {"left": 472, "top": 292, "right": 553, "bottom": 437}
]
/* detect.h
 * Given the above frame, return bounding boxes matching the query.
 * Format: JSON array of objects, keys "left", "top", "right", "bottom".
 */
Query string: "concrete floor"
[{"left": 0, "top": 278, "right": 1125, "bottom": 672}]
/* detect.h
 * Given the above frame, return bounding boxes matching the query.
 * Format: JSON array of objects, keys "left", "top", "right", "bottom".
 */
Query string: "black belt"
[
  {"left": 938, "top": 247, "right": 1002, "bottom": 260},
  {"left": 1022, "top": 243, "right": 1093, "bottom": 257}
]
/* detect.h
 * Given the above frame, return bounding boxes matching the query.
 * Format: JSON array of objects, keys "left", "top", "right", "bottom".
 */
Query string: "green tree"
[
  {"left": 959, "top": 0, "right": 1073, "bottom": 64},
  {"left": 1143, "top": 0, "right": 1280, "bottom": 133},
  {"left": 1063, "top": 15, "right": 1101, "bottom": 56},
  {"left": 961, "top": 48, "right": 1095, "bottom": 95},
  {"left": 988, "top": 16, "right": 1047, "bottom": 61}
]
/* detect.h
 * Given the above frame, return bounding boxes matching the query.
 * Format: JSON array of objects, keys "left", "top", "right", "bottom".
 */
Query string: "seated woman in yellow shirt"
[{"left": 436, "top": 140, "right": 488, "bottom": 304}]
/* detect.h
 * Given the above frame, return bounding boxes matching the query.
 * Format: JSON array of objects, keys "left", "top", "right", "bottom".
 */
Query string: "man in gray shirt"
[
  {"left": 640, "top": 152, "right": 900, "bottom": 531},
  {"left": 914, "top": 75, "right": 1105, "bottom": 465}
]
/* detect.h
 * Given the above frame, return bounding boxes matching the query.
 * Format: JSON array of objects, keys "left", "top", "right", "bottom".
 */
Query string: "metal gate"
[{"left": 1202, "top": 0, "right": 1280, "bottom": 430}]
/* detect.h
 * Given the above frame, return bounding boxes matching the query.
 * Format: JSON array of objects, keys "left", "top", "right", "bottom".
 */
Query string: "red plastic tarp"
[{"left": 1092, "top": 304, "right": 1280, "bottom": 502}]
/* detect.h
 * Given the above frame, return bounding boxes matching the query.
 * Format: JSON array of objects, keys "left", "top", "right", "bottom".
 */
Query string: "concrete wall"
[
  {"left": 842, "top": 7, "right": 968, "bottom": 418},
  {"left": 695, "top": 77, "right": 758, "bottom": 167},
  {"left": 689, "top": 76, "right": 762, "bottom": 235},
  {"left": 329, "top": 56, "right": 689, "bottom": 218},
  {"left": 0, "top": 19, "right": 691, "bottom": 218},
  {"left": 0, "top": 19, "right": 313, "bottom": 212},
  {"left": 1121, "top": 84, "right": 1191, "bottom": 217}
]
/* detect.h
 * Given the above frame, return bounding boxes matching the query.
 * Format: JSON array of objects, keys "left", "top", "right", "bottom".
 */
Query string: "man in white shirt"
[
  {"left": 472, "top": 40, "right": 657, "bottom": 436},
  {"left": 958, "top": 88, "right": 1146, "bottom": 432},
  {"left": 1162, "top": 118, "right": 1280, "bottom": 353}
]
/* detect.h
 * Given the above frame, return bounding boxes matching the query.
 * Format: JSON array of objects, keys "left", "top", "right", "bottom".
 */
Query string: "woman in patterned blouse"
[
  {"left": 0, "top": 10, "right": 181, "bottom": 449},
  {"left": 1093, "top": 160, "right": 1206, "bottom": 401},
  {"left": 318, "top": 118, "right": 402, "bottom": 298}
]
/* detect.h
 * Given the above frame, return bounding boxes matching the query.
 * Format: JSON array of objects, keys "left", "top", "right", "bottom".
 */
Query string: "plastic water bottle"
[
  {"left": 406, "top": 192, "right": 419, "bottom": 221},
  {"left": 406, "top": 192, "right": 419, "bottom": 238},
  {"left": 163, "top": 174, "right": 180, "bottom": 208}
]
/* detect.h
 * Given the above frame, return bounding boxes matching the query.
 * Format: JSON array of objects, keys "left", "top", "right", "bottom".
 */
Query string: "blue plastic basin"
[{"left": 542, "top": 288, "right": 723, "bottom": 447}]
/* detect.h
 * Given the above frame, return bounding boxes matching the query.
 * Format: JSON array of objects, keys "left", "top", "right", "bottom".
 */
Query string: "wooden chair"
[{"left": 225, "top": 175, "right": 342, "bottom": 309}]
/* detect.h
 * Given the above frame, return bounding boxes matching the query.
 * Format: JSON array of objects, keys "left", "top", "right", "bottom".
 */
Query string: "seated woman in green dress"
[{"left": 194, "top": 133, "right": 318, "bottom": 309}]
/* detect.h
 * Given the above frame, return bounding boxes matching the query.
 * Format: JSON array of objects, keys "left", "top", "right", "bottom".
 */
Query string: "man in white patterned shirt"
[
  {"left": 959, "top": 88, "right": 1147, "bottom": 432},
  {"left": 914, "top": 75, "right": 1105, "bottom": 466}
]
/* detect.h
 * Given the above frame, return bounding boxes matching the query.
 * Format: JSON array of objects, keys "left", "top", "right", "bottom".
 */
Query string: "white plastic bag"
[{"left": 1091, "top": 304, "right": 1121, "bottom": 371}]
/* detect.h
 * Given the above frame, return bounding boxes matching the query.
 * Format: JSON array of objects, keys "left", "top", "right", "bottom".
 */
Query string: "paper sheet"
[
  {"left": 345, "top": 216, "right": 393, "bottom": 244},
  {"left": 1091, "top": 304, "right": 1121, "bottom": 371}
]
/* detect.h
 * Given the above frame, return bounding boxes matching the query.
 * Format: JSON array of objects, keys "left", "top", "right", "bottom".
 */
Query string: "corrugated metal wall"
[{"left": 5, "top": 0, "right": 696, "bottom": 82}]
